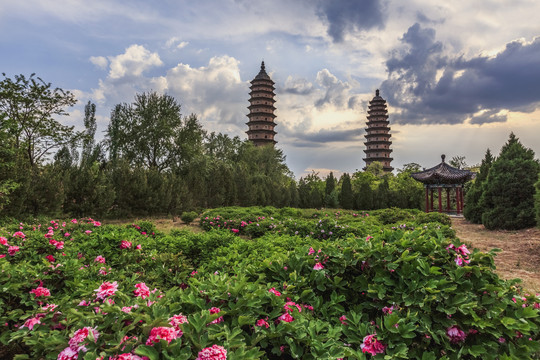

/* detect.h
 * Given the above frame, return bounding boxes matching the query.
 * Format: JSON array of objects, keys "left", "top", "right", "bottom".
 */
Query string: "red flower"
[
  {"left": 446, "top": 325, "right": 467, "bottom": 344},
  {"left": 361, "top": 334, "right": 385, "bottom": 355},
  {"left": 145, "top": 326, "right": 180, "bottom": 345}
]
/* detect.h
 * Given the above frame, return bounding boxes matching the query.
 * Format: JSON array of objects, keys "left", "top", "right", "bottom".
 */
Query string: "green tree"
[
  {"left": 339, "top": 173, "right": 353, "bottom": 209},
  {"left": 464, "top": 149, "right": 494, "bottom": 223},
  {"left": 449, "top": 155, "right": 467, "bottom": 170},
  {"left": 0, "top": 73, "right": 78, "bottom": 168},
  {"left": 480, "top": 133, "right": 539, "bottom": 230},
  {"left": 324, "top": 172, "right": 338, "bottom": 208},
  {"left": 107, "top": 92, "right": 199, "bottom": 172},
  {"left": 535, "top": 177, "right": 540, "bottom": 227}
]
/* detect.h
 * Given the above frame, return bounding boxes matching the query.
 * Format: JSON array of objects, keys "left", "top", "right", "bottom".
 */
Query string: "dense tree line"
[
  {"left": 464, "top": 133, "right": 540, "bottom": 230},
  {"left": 0, "top": 74, "right": 424, "bottom": 219}
]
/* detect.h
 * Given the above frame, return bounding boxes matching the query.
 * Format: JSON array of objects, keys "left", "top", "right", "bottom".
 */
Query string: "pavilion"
[{"left": 411, "top": 155, "right": 475, "bottom": 214}]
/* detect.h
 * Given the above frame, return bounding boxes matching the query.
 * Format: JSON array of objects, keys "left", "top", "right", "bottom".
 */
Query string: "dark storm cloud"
[
  {"left": 381, "top": 23, "right": 540, "bottom": 125},
  {"left": 315, "top": 0, "right": 385, "bottom": 42}
]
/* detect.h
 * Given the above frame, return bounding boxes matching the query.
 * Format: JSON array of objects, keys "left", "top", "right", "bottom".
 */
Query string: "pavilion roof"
[{"left": 411, "top": 155, "right": 475, "bottom": 185}]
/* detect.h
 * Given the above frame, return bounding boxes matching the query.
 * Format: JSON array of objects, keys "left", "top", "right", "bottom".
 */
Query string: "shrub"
[{"left": 180, "top": 211, "right": 198, "bottom": 224}]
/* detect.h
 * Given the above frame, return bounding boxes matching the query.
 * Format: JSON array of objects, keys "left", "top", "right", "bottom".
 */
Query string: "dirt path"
[{"left": 451, "top": 217, "right": 540, "bottom": 292}]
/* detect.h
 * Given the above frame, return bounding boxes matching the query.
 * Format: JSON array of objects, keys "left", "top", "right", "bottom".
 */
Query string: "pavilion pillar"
[
  {"left": 446, "top": 188, "right": 451, "bottom": 212},
  {"left": 425, "top": 187, "right": 429, "bottom": 213},
  {"left": 456, "top": 187, "right": 461, "bottom": 214},
  {"left": 460, "top": 186, "right": 465, "bottom": 213},
  {"left": 430, "top": 189, "right": 434, "bottom": 212},
  {"left": 438, "top": 187, "right": 442, "bottom": 213}
]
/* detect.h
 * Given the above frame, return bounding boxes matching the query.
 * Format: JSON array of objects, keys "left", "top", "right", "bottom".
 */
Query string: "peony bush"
[{"left": 1, "top": 209, "right": 539, "bottom": 359}]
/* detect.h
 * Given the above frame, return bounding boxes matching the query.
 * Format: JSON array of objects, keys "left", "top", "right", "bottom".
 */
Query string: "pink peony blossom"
[
  {"left": 71, "top": 219, "right": 78, "bottom": 224},
  {"left": 41, "top": 303, "right": 58, "bottom": 312},
  {"left": 284, "top": 301, "right": 302, "bottom": 313},
  {"left": 231, "top": 229, "right": 239, "bottom": 233},
  {"left": 208, "top": 307, "right": 224, "bottom": 325},
  {"left": 268, "top": 287, "right": 281, "bottom": 296},
  {"left": 447, "top": 325, "right": 467, "bottom": 344},
  {"left": 120, "top": 240, "right": 132, "bottom": 249},
  {"left": 94, "top": 281, "right": 118, "bottom": 300},
  {"left": 93, "top": 221, "right": 101, "bottom": 227},
  {"left": 46, "top": 255, "right": 55, "bottom": 262},
  {"left": 94, "top": 255, "right": 106, "bottom": 263},
  {"left": 361, "top": 334, "right": 386, "bottom": 355},
  {"left": 278, "top": 313, "right": 294, "bottom": 323},
  {"left": 169, "top": 313, "right": 189, "bottom": 330},
  {"left": 22, "top": 314, "right": 45, "bottom": 330},
  {"left": 196, "top": 344, "right": 227, "bottom": 360},
  {"left": 145, "top": 326, "right": 180, "bottom": 345},
  {"left": 8, "top": 246, "right": 19, "bottom": 256},
  {"left": 0, "top": 236, "right": 7, "bottom": 246},
  {"left": 133, "top": 282, "right": 150, "bottom": 299},
  {"left": 256, "top": 319, "right": 269, "bottom": 328},
  {"left": 85, "top": 230, "right": 92, "bottom": 235},
  {"left": 57, "top": 346, "right": 79, "bottom": 360},
  {"left": 69, "top": 327, "right": 99, "bottom": 348},
  {"left": 30, "top": 286, "right": 51, "bottom": 298},
  {"left": 112, "top": 354, "right": 144, "bottom": 360},
  {"left": 339, "top": 315, "right": 348, "bottom": 325},
  {"left": 12, "top": 231, "right": 25, "bottom": 238},
  {"left": 313, "top": 262, "right": 324, "bottom": 270},
  {"left": 135, "top": 244, "right": 142, "bottom": 250},
  {"left": 382, "top": 306, "right": 394, "bottom": 315}
]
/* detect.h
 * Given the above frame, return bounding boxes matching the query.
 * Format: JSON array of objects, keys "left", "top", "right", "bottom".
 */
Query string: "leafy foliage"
[
  {"left": 1, "top": 209, "right": 540, "bottom": 359},
  {"left": 479, "top": 133, "right": 539, "bottom": 230}
]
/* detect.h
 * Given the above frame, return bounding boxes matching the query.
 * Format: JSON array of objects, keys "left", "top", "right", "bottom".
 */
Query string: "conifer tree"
[
  {"left": 464, "top": 149, "right": 494, "bottom": 223},
  {"left": 535, "top": 177, "right": 540, "bottom": 227},
  {"left": 480, "top": 133, "right": 539, "bottom": 230},
  {"left": 339, "top": 173, "right": 353, "bottom": 209}
]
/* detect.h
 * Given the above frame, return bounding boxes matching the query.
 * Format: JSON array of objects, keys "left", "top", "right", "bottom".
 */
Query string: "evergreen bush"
[
  {"left": 180, "top": 211, "right": 198, "bottom": 224},
  {"left": 480, "top": 133, "right": 539, "bottom": 230}
]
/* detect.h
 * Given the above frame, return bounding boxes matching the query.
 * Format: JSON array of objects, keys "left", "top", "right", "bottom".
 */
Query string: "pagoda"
[
  {"left": 246, "top": 61, "right": 277, "bottom": 146},
  {"left": 363, "top": 89, "right": 393, "bottom": 171}
]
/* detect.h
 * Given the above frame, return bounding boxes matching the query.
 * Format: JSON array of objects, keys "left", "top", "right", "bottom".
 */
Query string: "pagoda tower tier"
[
  {"left": 363, "top": 89, "right": 393, "bottom": 171},
  {"left": 246, "top": 61, "right": 277, "bottom": 146}
]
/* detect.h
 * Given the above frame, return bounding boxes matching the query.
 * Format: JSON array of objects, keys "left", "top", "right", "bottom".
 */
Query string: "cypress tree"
[
  {"left": 480, "top": 133, "right": 539, "bottom": 230},
  {"left": 535, "top": 177, "right": 540, "bottom": 227},
  {"left": 464, "top": 149, "right": 494, "bottom": 223},
  {"left": 340, "top": 173, "right": 353, "bottom": 209}
]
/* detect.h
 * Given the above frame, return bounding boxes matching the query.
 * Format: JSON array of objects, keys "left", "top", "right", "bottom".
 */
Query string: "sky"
[{"left": 1, "top": 0, "right": 540, "bottom": 178}]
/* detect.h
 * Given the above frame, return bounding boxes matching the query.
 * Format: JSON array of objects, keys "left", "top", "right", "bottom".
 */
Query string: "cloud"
[
  {"left": 315, "top": 0, "right": 385, "bottom": 42},
  {"left": 281, "top": 76, "right": 315, "bottom": 95},
  {"left": 381, "top": 23, "right": 540, "bottom": 125},
  {"left": 315, "top": 69, "right": 361, "bottom": 110},
  {"left": 165, "top": 37, "right": 189, "bottom": 49},
  {"left": 89, "top": 56, "right": 108, "bottom": 69},
  {"left": 108, "top": 45, "right": 163, "bottom": 79}
]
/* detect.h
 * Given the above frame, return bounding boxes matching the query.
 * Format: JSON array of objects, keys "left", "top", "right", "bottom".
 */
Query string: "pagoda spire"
[
  {"left": 246, "top": 61, "right": 277, "bottom": 146},
  {"left": 363, "top": 89, "right": 393, "bottom": 171}
]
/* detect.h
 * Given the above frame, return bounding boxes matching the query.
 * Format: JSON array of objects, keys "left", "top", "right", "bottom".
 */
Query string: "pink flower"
[
  {"left": 196, "top": 344, "right": 227, "bottom": 360},
  {"left": 498, "top": 337, "right": 506, "bottom": 343},
  {"left": 121, "top": 306, "right": 132, "bottom": 313},
  {"left": 231, "top": 229, "right": 239, "bottom": 233},
  {"left": 30, "top": 286, "right": 51, "bottom": 298},
  {"left": 71, "top": 219, "right": 78, "bottom": 224},
  {"left": 8, "top": 246, "right": 19, "bottom": 256},
  {"left": 94, "top": 281, "right": 118, "bottom": 300},
  {"left": 46, "top": 255, "right": 55, "bottom": 262},
  {"left": 85, "top": 230, "right": 92, "bottom": 235},
  {"left": 169, "top": 314, "right": 189, "bottom": 330},
  {"left": 313, "top": 262, "right": 324, "bottom": 270},
  {"left": 113, "top": 354, "right": 144, "bottom": 360},
  {"left": 361, "top": 334, "right": 386, "bottom": 355},
  {"left": 284, "top": 301, "right": 302, "bottom": 313},
  {"left": 145, "top": 326, "right": 180, "bottom": 345},
  {"left": 22, "top": 314, "right": 45, "bottom": 330},
  {"left": 93, "top": 221, "right": 101, "bottom": 227},
  {"left": 256, "top": 319, "right": 269, "bottom": 328},
  {"left": 308, "top": 247, "right": 315, "bottom": 255},
  {"left": 278, "top": 313, "right": 294, "bottom": 323},
  {"left": 94, "top": 255, "right": 106, "bottom": 263},
  {"left": 0, "top": 254, "right": 6, "bottom": 258},
  {"left": 0, "top": 236, "right": 7, "bottom": 246},
  {"left": 208, "top": 307, "right": 224, "bottom": 325},
  {"left": 120, "top": 241, "right": 132, "bottom": 249},
  {"left": 457, "top": 244, "right": 470, "bottom": 256},
  {"left": 41, "top": 303, "right": 58, "bottom": 312},
  {"left": 12, "top": 231, "right": 25, "bottom": 238},
  {"left": 446, "top": 325, "right": 467, "bottom": 344},
  {"left": 268, "top": 287, "right": 281, "bottom": 296},
  {"left": 78, "top": 300, "right": 90, "bottom": 306},
  {"left": 339, "top": 315, "right": 348, "bottom": 325},
  {"left": 57, "top": 346, "right": 78, "bottom": 360},
  {"left": 135, "top": 244, "right": 142, "bottom": 250},
  {"left": 366, "top": 235, "right": 373, "bottom": 241},
  {"left": 382, "top": 306, "right": 394, "bottom": 315},
  {"left": 69, "top": 327, "right": 99, "bottom": 348},
  {"left": 133, "top": 283, "right": 150, "bottom": 299}
]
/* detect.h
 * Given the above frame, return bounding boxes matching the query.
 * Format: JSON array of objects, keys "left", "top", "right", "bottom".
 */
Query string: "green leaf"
[{"left": 135, "top": 345, "right": 160, "bottom": 360}]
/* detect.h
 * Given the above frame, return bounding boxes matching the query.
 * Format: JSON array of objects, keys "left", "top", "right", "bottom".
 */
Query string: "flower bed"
[{"left": 1, "top": 209, "right": 539, "bottom": 359}]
